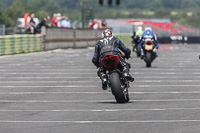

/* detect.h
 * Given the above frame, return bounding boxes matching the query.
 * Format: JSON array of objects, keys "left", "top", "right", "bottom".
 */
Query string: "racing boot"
[
  {"left": 101, "top": 78, "right": 108, "bottom": 90},
  {"left": 153, "top": 48, "right": 158, "bottom": 58},
  {"left": 140, "top": 48, "right": 144, "bottom": 59},
  {"left": 123, "top": 73, "right": 134, "bottom": 82},
  {"left": 122, "top": 64, "right": 134, "bottom": 82},
  {"left": 98, "top": 70, "right": 107, "bottom": 90},
  {"left": 132, "top": 44, "right": 136, "bottom": 52}
]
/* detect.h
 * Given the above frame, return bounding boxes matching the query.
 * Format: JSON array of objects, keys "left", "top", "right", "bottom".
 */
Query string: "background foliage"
[{"left": 1, "top": 0, "right": 200, "bottom": 28}]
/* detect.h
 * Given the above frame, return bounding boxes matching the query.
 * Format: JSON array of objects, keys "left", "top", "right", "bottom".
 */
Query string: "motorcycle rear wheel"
[
  {"left": 146, "top": 52, "right": 152, "bottom": 67},
  {"left": 110, "top": 72, "right": 127, "bottom": 103}
]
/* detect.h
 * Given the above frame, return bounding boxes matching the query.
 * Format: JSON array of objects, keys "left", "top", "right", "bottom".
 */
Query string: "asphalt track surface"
[{"left": 0, "top": 44, "right": 200, "bottom": 133}]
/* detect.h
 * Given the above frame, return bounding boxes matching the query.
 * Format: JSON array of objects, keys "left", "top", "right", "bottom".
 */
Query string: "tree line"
[{"left": 1, "top": 0, "right": 200, "bottom": 28}]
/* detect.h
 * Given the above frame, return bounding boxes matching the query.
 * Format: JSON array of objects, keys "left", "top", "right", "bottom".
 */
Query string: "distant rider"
[
  {"left": 131, "top": 26, "right": 144, "bottom": 52},
  {"left": 92, "top": 29, "right": 134, "bottom": 90},
  {"left": 138, "top": 27, "right": 159, "bottom": 59}
]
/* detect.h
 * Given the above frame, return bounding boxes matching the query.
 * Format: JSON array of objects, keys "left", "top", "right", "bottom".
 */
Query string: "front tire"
[
  {"left": 146, "top": 52, "right": 152, "bottom": 67},
  {"left": 136, "top": 44, "right": 141, "bottom": 57},
  {"left": 110, "top": 72, "right": 127, "bottom": 103}
]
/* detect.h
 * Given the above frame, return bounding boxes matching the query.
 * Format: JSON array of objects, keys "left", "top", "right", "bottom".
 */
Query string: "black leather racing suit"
[{"left": 92, "top": 36, "right": 131, "bottom": 81}]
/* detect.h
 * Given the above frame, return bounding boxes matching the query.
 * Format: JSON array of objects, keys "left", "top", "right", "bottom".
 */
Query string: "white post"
[{"left": 2, "top": 24, "right": 5, "bottom": 35}]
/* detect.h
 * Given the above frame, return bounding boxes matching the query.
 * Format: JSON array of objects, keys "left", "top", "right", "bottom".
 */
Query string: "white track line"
[
  {"left": 0, "top": 76, "right": 200, "bottom": 79},
  {"left": 0, "top": 85, "right": 200, "bottom": 88},
  {"left": 0, "top": 91, "right": 200, "bottom": 94},
  {"left": 136, "top": 85, "right": 200, "bottom": 87},
  {"left": 0, "top": 99, "right": 200, "bottom": 103},
  {"left": 0, "top": 72, "right": 95, "bottom": 74},
  {"left": 0, "top": 72, "right": 200, "bottom": 75},
  {"left": 0, "top": 69, "right": 199, "bottom": 71},
  {"left": 0, "top": 78, "right": 200, "bottom": 83},
  {"left": 1, "top": 108, "right": 200, "bottom": 112},
  {"left": 0, "top": 120, "right": 200, "bottom": 123},
  {"left": 0, "top": 77, "right": 99, "bottom": 79},
  {"left": 0, "top": 86, "right": 97, "bottom": 88}
]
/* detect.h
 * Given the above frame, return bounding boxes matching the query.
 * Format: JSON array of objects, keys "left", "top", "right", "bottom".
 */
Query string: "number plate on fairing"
[{"left": 145, "top": 45, "right": 153, "bottom": 50}]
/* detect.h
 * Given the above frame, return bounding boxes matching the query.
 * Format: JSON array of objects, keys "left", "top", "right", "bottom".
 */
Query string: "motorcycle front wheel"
[{"left": 136, "top": 44, "right": 141, "bottom": 57}]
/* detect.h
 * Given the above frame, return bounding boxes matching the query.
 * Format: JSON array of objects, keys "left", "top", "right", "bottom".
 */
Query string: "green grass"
[{"left": 115, "top": 33, "right": 133, "bottom": 49}]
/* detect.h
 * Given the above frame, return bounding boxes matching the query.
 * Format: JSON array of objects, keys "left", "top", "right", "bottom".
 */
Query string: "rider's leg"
[
  {"left": 119, "top": 56, "right": 134, "bottom": 82},
  {"left": 97, "top": 64, "right": 107, "bottom": 90},
  {"left": 140, "top": 43, "right": 144, "bottom": 59}
]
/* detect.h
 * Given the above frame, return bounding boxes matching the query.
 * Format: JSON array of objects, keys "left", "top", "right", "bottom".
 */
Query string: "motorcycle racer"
[
  {"left": 131, "top": 26, "right": 144, "bottom": 52},
  {"left": 92, "top": 29, "right": 134, "bottom": 90},
  {"left": 138, "top": 27, "right": 159, "bottom": 59}
]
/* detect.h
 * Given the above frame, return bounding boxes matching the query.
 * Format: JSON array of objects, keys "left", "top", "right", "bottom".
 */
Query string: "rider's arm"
[
  {"left": 138, "top": 35, "right": 143, "bottom": 44},
  {"left": 132, "top": 31, "right": 136, "bottom": 38},
  {"left": 153, "top": 33, "right": 159, "bottom": 49},
  {"left": 92, "top": 44, "right": 100, "bottom": 68},
  {"left": 118, "top": 39, "right": 131, "bottom": 59}
]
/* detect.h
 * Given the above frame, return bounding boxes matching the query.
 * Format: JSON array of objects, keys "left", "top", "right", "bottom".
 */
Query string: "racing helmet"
[
  {"left": 102, "top": 29, "right": 113, "bottom": 38},
  {"left": 145, "top": 27, "right": 152, "bottom": 31},
  {"left": 138, "top": 26, "right": 143, "bottom": 31}
]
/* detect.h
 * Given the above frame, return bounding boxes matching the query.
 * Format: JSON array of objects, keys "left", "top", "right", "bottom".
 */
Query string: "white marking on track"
[
  {"left": 1, "top": 76, "right": 200, "bottom": 79},
  {"left": 0, "top": 120, "right": 200, "bottom": 123},
  {"left": 0, "top": 99, "right": 200, "bottom": 103},
  {"left": 0, "top": 72, "right": 95, "bottom": 74},
  {"left": 137, "top": 85, "right": 200, "bottom": 87},
  {"left": 0, "top": 80, "right": 200, "bottom": 83},
  {"left": 1, "top": 72, "right": 200, "bottom": 75},
  {"left": 0, "top": 86, "right": 97, "bottom": 88},
  {"left": 0, "top": 77, "right": 98, "bottom": 79},
  {"left": 0, "top": 91, "right": 200, "bottom": 95},
  {"left": 1, "top": 108, "right": 200, "bottom": 112},
  {"left": 0, "top": 85, "right": 200, "bottom": 88}
]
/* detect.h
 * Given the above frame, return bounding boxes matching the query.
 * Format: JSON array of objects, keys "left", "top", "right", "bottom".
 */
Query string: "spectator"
[
  {"left": 89, "top": 19, "right": 96, "bottom": 29},
  {"left": 56, "top": 13, "right": 66, "bottom": 27},
  {"left": 89, "top": 19, "right": 100, "bottom": 29},
  {"left": 93, "top": 21, "right": 100, "bottom": 29},
  {"left": 57, "top": 13, "right": 62, "bottom": 27},
  {"left": 61, "top": 17, "right": 71, "bottom": 28},
  {"left": 24, "top": 13, "right": 29, "bottom": 28},
  {"left": 26, "top": 21, "right": 37, "bottom": 34},
  {"left": 36, "top": 16, "right": 51, "bottom": 33},
  {"left": 30, "top": 13, "right": 35, "bottom": 24},
  {"left": 51, "top": 13, "right": 58, "bottom": 27},
  {"left": 101, "top": 19, "right": 107, "bottom": 29}
]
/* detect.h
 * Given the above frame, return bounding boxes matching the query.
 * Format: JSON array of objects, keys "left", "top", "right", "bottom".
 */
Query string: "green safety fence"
[{"left": 0, "top": 34, "right": 43, "bottom": 55}]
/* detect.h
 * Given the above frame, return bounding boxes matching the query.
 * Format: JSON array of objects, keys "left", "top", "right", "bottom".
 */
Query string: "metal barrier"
[
  {"left": 44, "top": 28, "right": 102, "bottom": 50},
  {"left": 115, "top": 33, "right": 200, "bottom": 44},
  {"left": 0, "top": 24, "right": 5, "bottom": 35},
  {"left": 0, "top": 24, "right": 16, "bottom": 35},
  {"left": 0, "top": 34, "right": 43, "bottom": 55},
  {"left": 1, "top": 31, "right": 198, "bottom": 56}
]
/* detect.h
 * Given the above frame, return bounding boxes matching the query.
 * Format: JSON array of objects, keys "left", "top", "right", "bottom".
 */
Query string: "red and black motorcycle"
[{"left": 100, "top": 52, "right": 131, "bottom": 103}]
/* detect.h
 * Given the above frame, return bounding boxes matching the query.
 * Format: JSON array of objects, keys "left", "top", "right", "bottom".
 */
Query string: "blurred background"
[
  {"left": 0, "top": 0, "right": 200, "bottom": 32},
  {"left": 1, "top": 0, "right": 200, "bottom": 48}
]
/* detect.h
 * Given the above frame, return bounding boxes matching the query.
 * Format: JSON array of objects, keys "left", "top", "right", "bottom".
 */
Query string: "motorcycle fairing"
[{"left": 101, "top": 55, "right": 119, "bottom": 69}]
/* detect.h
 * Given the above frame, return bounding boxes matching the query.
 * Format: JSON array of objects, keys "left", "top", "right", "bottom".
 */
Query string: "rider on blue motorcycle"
[{"left": 138, "top": 27, "right": 159, "bottom": 59}]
